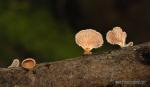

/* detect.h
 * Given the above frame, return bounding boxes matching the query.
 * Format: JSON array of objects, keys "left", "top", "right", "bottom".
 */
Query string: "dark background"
[{"left": 0, "top": 0, "right": 150, "bottom": 67}]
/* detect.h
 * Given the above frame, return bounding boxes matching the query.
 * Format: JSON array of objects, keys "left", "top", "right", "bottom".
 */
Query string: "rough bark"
[{"left": 0, "top": 42, "right": 150, "bottom": 87}]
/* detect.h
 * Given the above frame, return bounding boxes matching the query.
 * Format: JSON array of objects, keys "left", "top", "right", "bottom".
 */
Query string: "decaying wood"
[{"left": 0, "top": 42, "right": 150, "bottom": 87}]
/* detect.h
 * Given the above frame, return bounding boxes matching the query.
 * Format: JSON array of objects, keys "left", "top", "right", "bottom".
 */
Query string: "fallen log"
[{"left": 0, "top": 42, "right": 150, "bottom": 87}]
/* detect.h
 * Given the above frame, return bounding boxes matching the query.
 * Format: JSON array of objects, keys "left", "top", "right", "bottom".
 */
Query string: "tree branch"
[{"left": 0, "top": 42, "right": 150, "bottom": 87}]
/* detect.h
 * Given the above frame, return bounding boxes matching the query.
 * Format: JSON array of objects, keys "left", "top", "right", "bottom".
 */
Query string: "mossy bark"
[{"left": 0, "top": 42, "right": 150, "bottom": 87}]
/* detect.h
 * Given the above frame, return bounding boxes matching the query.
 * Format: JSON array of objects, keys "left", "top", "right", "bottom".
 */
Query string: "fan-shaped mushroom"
[
  {"left": 75, "top": 29, "right": 104, "bottom": 54},
  {"left": 106, "top": 27, "right": 133, "bottom": 48}
]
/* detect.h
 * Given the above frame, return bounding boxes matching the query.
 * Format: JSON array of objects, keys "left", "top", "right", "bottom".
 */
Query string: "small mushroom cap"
[
  {"left": 21, "top": 58, "right": 36, "bottom": 69},
  {"left": 106, "top": 27, "right": 127, "bottom": 47},
  {"left": 8, "top": 59, "right": 20, "bottom": 68},
  {"left": 75, "top": 29, "right": 103, "bottom": 50}
]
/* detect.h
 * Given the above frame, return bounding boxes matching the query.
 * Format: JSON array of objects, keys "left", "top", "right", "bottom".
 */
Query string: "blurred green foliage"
[{"left": 0, "top": 0, "right": 82, "bottom": 66}]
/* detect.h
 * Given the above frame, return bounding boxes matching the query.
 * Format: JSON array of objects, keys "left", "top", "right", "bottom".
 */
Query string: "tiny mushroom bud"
[
  {"left": 21, "top": 58, "right": 36, "bottom": 70},
  {"left": 106, "top": 27, "right": 133, "bottom": 48},
  {"left": 8, "top": 59, "right": 20, "bottom": 68},
  {"left": 75, "top": 29, "right": 104, "bottom": 55}
]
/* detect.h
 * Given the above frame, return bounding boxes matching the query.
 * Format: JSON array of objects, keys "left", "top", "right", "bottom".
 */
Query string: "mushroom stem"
[{"left": 84, "top": 48, "right": 92, "bottom": 55}]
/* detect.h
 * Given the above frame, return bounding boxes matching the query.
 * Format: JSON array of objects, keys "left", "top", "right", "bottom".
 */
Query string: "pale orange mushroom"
[
  {"left": 106, "top": 27, "right": 133, "bottom": 48},
  {"left": 21, "top": 58, "right": 36, "bottom": 69},
  {"left": 75, "top": 29, "right": 104, "bottom": 54}
]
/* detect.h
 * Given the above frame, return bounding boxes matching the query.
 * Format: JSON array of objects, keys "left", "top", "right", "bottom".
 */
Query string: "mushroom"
[
  {"left": 106, "top": 27, "right": 133, "bottom": 48},
  {"left": 8, "top": 59, "right": 20, "bottom": 68},
  {"left": 21, "top": 58, "right": 36, "bottom": 69},
  {"left": 75, "top": 29, "right": 104, "bottom": 55}
]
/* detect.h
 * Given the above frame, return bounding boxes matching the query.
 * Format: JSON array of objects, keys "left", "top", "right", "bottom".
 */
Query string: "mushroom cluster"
[
  {"left": 6, "top": 26, "right": 133, "bottom": 68},
  {"left": 75, "top": 27, "right": 133, "bottom": 55},
  {"left": 8, "top": 58, "right": 36, "bottom": 70}
]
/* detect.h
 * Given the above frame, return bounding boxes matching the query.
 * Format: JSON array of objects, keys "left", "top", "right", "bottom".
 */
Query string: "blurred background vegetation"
[{"left": 0, "top": 0, "right": 150, "bottom": 67}]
